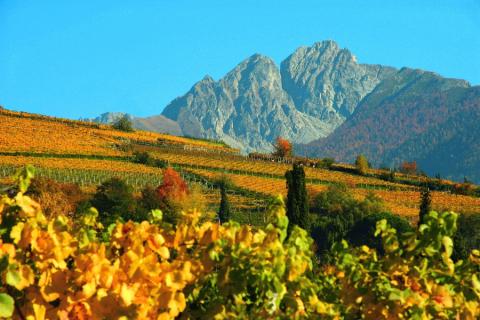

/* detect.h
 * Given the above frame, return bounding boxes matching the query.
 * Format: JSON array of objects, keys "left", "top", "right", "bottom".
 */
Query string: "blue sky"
[{"left": 1, "top": 0, "right": 479, "bottom": 119}]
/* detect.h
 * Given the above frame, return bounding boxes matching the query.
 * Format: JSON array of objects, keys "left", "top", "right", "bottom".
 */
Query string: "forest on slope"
[{"left": 299, "top": 68, "right": 480, "bottom": 183}]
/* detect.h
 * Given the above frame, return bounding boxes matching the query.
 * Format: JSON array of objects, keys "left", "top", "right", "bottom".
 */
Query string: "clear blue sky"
[{"left": 1, "top": 0, "right": 479, "bottom": 119}]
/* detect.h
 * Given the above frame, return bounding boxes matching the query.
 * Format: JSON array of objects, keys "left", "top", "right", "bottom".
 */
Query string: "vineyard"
[
  {"left": 1, "top": 109, "right": 480, "bottom": 223},
  {"left": 0, "top": 109, "right": 238, "bottom": 156},
  {"left": 0, "top": 168, "right": 479, "bottom": 319},
  {"left": 146, "top": 146, "right": 412, "bottom": 190}
]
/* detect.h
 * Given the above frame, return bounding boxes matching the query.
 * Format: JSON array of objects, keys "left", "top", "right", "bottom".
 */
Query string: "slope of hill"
[
  {"left": 161, "top": 41, "right": 394, "bottom": 152},
  {"left": 0, "top": 109, "right": 232, "bottom": 155},
  {"left": 299, "top": 68, "right": 480, "bottom": 182},
  {"left": 83, "top": 112, "right": 183, "bottom": 136},
  {"left": 2, "top": 109, "right": 480, "bottom": 222}
]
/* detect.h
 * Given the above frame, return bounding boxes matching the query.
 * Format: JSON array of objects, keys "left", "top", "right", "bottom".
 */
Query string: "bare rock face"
[
  {"left": 162, "top": 41, "right": 392, "bottom": 153},
  {"left": 280, "top": 40, "right": 396, "bottom": 122},
  {"left": 163, "top": 54, "right": 333, "bottom": 152}
]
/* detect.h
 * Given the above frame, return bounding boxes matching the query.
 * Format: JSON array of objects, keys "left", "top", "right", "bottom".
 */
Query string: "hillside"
[
  {"left": 83, "top": 112, "right": 183, "bottom": 136},
  {"left": 299, "top": 68, "right": 480, "bottom": 182},
  {"left": 2, "top": 108, "right": 480, "bottom": 319},
  {"left": 1, "top": 109, "right": 480, "bottom": 223},
  {"left": 86, "top": 40, "right": 480, "bottom": 184}
]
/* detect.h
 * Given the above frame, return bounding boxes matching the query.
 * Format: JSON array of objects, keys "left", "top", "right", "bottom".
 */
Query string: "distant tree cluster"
[
  {"left": 283, "top": 162, "right": 414, "bottom": 262},
  {"left": 453, "top": 213, "right": 480, "bottom": 260},
  {"left": 80, "top": 167, "right": 209, "bottom": 226},
  {"left": 113, "top": 115, "right": 134, "bottom": 132},
  {"left": 308, "top": 184, "right": 411, "bottom": 260}
]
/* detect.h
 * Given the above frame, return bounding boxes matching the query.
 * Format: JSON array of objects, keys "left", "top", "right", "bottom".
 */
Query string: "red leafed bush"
[{"left": 157, "top": 167, "right": 189, "bottom": 201}]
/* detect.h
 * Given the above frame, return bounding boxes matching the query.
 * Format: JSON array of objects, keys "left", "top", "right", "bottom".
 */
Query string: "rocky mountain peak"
[
  {"left": 280, "top": 41, "right": 396, "bottom": 120},
  {"left": 161, "top": 41, "right": 400, "bottom": 153},
  {"left": 220, "top": 53, "right": 282, "bottom": 101},
  {"left": 226, "top": 53, "right": 278, "bottom": 78},
  {"left": 200, "top": 74, "right": 215, "bottom": 83},
  {"left": 313, "top": 39, "right": 338, "bottom": 48}
]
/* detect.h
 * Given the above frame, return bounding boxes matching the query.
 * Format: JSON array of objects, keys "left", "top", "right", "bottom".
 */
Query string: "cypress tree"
[
  {"left": 218, "top": 179, "right": 231, "bottom": 224},
  {"left": 285, "top": 163, "right": 309, "bottom": 231},
  {"left": 418, "top": 187, "right": 432, "bottom": 226}
]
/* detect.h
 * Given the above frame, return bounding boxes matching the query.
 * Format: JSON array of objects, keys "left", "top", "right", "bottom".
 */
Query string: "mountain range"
[{"left": 87, "top": 40, "right": 480, "bottom": 182}]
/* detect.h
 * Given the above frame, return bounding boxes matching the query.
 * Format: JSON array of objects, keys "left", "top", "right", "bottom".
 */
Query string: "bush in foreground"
[
  {"left": 91, "top": 177, "right": 137, "bottom": 224},
  {"left": 0, "top": 166, "right": 479, "bottom": 319},
  {"left": 453, "top": 213, "right": 480, "bottom": 261},
  {"left": 310, "top": 185, "right": 388, "bottom": 258},
  {"left": 347, "top": 211, "right": 413, "bottom": 253}
]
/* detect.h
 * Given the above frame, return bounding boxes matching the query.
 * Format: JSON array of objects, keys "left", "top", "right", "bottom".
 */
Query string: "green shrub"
[
  {"left": 453, "top": 213, "right": 480, "bottom": 260},
  {"left": 310, "top": 185, "right": 388, "bottom": 258},
  {"left": 91, "top": 177, "right": 136, "bottom": 224},
  {"left": 132, "top": 151, "right": 167, "bottom": 168},
  {"left": 316, "top": 157, "right": 335, "bottom": 169},
  {"left": 379, "top": 170, "right": 396, "bottom": 182},
  {"left": 347, "top": 212, "right": 413, "bottom": 253},
  {"left": 132, "top": 151, "right": 155, "bottom": 165}
]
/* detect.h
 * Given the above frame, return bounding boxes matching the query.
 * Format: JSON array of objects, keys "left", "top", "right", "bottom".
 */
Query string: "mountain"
[
  {"left": 163, "top": 54, "right": 330, "bottom": 152},
  {"left": 162, "top": 41, "right": 395, "bottom": 152},
  {"left": 85, "top": 40, "right": 480, "bottom": 181},
  {"left": 299, "top": 68, "right": 480, "bottom": 182},
  {"left": 83, "top": 112, "right": 182, "bottom": 136},
  {"left": 280, "top": 41, "right": 396, "bottom": 122}
]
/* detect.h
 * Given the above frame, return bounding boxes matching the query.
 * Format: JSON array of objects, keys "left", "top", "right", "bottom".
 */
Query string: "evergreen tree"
[
  {"left": 285, "top": 163, "right": 309, "bottom": 231},
  {"left": 418, "top": 187, "right": 432, "bottom": 226},
  {"left": 218, "top": 182, "right": 231, "bottom": 224}
]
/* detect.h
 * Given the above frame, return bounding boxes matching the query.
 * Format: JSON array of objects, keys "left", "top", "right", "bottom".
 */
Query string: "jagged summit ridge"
[
  {"left": 280, "top": 41, "right": 396, "bottom": 121},
  {"left": 162, "top": 40, "right": 392, "bottom": 152},
  {"left": 163, "top": 49, "right": 333, "bottom": 152}
]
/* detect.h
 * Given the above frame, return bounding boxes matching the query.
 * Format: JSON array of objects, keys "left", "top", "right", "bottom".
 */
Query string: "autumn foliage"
[
  {"left": 1, "top": 167, "right": 480, "bottom": 319},
  {"left": 156, "top": 167, "right": 189, "bottom": 201},
  {"left": 400, "top": 161, "right": 417, "bottom": 174},
  {"left": 273, "top": 136, "right": 293, "bottom": 158}
]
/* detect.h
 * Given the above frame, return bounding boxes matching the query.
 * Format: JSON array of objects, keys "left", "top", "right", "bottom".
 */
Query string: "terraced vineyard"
[
  {"left": 186, "top": 168, "right": 327, "bottom": 197},
  {"left": 147, "top": 147, "right": 412, "bottom": 190},
  {"left": 0, "top": 109, "right": 238, "bottom": 156},
  {"left": 0, "top": 154, "right": 166, "bottom": 189},
  {"left": 1, "top": 109, "right": 479, "bottom": 225}
]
